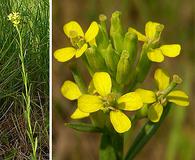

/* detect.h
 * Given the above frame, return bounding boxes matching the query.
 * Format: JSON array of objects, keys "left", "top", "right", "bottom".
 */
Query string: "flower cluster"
[
  {"left": 8, "top": 12, "right": 21, "bottom": 27},
  {"left": 54, "top": 11, "right": 189, "bottom": 133}
]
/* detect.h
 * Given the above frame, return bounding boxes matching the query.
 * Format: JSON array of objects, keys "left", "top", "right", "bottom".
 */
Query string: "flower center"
[
  {"left": 102, "top": 93, "right": 119, "bottom": 111},
  {"left": 156, "top": 91, "right": 167, "bottom": 105},
  {"left": 69, "top": 31, "right": 86, "bottom": 49}
]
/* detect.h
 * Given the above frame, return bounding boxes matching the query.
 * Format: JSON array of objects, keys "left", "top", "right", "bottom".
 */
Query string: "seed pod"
[
  {"left": 110, "top": 11, "right": 124, "bottom": 53},
  {"left": 116, "top": 50, "right": 131, "bottom": 84},
  {"left": 85, "top": 46, "right": 107, "bottom": 72},
  {"left": 123, "top": 32, "right": 138, "bottom": 67}
]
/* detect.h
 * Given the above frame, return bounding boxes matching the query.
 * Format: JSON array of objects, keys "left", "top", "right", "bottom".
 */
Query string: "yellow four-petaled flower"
[
  {"left": 135, "top": 68, "right": 189, "bottom": 122},
  {"left": 54, "top": 21, "right": 99, "bottom": 62},
  {"left": 61, "top": 72, "right": 143, "bottom": 133},
  {"left": 129, "top": 21, "right": 181, "bottom": 63}
]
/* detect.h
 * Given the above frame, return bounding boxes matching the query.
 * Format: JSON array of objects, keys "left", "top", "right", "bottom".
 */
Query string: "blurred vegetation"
[
  {"left": 0, "top": 0, "right": 49, "bottom": 159},
  {"left": 52, "top": 0, "right": 194, "bottom": 160}
]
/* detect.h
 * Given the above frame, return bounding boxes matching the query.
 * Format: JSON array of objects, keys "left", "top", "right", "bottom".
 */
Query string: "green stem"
[
  {"left": 125, "top": 103, "right": 172, "bottom": 160},
  {"left": 81, "top": 55, "right": 94, "bottom": 76},
  {"left": 100, "top": 132, "right": 124, "bottom": 160},
  {"left": 16, "top": 26, "right": 37, "bottom": 160},
  {"left": 70, "top": 64, "right": 87, "bottom": 93},
  {"left": 158, "top": 74, "right": 182, "bottom": 100}
]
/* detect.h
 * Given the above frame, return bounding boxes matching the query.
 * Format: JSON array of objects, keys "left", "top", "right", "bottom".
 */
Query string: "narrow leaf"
[{"left": 65, "top": 122, "right": 102, "bottom": 132}]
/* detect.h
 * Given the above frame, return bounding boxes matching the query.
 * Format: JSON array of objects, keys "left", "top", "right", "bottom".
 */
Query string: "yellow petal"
[
  {"left": 128, "top": 27, "right": 146, "bottom": 41},
  {"left": 71, "top": 108, "right": 89, "bottom": 119},
  {"left": 61, "top": 81, "right": 81, "bottom": 100},
  {"left": 160, "top": 44, "right": 181, "bottom": 57},
  {"left": 147, "top": 49, "right": 164, "bottom": 62},
  {"left": 148, "top": 103, "right": 163, "bottom": 122},
  {"left": 75, "top": 43, "right": 88, "bottom": 58},
  {"left": 54, "top": 47, "right": 76, "bottom": 62},
  {"left": 167, "top": 90, "right": 189, "bottom": 106},
  {"left": 78, "top": 94, "right": 103, "bottom": 113},
  {"left": 110, "top": 110, "right": 131, "bottom": 133},
  {"left": 118, "top": 92, "right": 143, "bottom": 111},
  {"left": 93, "top": 72, "right": 112, "bottom": 96},
  {"left": 85, "top": 21, "right": 99, "bottom": 42},
  {"left": 145, "top": 21, "right": 162, "bottom": 40},
  {"left": 135, "top": 88, "right": 156, "bottom": 104},
  {"left": 63, "top": 21, "right": 84, "bottom": 38},
  {"left": 154, "top": 68, "right": 170, "bottom": 91}
]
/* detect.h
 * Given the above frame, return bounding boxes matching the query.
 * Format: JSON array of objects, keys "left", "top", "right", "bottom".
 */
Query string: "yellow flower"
[
  {"left": 147, "top": 44, "right": 181, "bottom": 63},
  {"left": 129, "top": 21, "right": 181, "bottom": 62},
  {"left": 8, "top": 12, "right": 21, "bottom": 27},
  {"left": 78, "top": 72, "right": 143, "bottom": 133},
  {"left": 135, "top": 68, "right": 189, "bottom": 122},
  {"left": 54, "top": 21, "right": 99, "bottom": 62},
  {"left": 61, "top": 81, "right": 89, "bottom": 119},
  {"left": 128, "top": 21, "right": 164, "bottom": 43}
]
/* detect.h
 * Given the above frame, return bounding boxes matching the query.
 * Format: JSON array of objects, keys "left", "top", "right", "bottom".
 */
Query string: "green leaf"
[{"left": 65, "top": 122, "right": 102, "bottom": 132}]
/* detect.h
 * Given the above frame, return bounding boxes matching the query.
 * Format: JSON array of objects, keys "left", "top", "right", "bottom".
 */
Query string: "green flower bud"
[
  {"left": 123, "top": 32, "right": 138, "bottom": 67},
  {"left": 96, "top": 14, "right": 109, "bottom": 49},
  {"left": 104, "top": 44, "right": 120, "bottom": 75},
  {"left": 110, "top": 11, "right": 124, "bottom": 53},
  {"left": 116, "top": 50, "right": 131, "bottom": 84},
  {"left": 85, "top": 46, "right": 107, "bottom": 72}
]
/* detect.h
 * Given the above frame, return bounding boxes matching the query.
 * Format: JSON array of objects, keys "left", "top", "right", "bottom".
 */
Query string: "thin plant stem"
[
  {"left": 15, "top": 26, "right": 37, "bottom": 160},
  {"left": 125, "top": 103, "right": 172, "bottom": 160}
]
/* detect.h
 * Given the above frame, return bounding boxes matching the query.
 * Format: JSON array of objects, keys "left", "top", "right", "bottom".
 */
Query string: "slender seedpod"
[
  {"left": 104, "top": 43, "right": 120, "bottom": 74},
  {"left": 123, "top": 32, "right": 138, "bottom": 67},
  {"left": 85, "top": 46, "right": 107, "bottom": 72},
  {"left": 116, "top": 50, "right": 131, "bottom": 84},
  {"left": 110, "top": 11, "right": 124, "bottom": 54}
]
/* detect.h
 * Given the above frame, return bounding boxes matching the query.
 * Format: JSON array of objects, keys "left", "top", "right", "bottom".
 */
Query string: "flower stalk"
[{"left": 8, "top": 12, "right": 37, "bottom": 160}]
